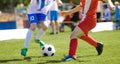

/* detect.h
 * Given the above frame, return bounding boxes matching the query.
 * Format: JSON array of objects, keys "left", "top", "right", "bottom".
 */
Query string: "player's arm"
[
  {"left": 41, "top": 0, "right": 54, "bottom": 12},
  {"left": 104, "top": 0, "right": 115, "bottom": 10},
  {"left": 61, "top": 5, "right": 82, "bottom": 16},
  {"left": 57, "top": 0, "right": 63, "bottom": 6}
]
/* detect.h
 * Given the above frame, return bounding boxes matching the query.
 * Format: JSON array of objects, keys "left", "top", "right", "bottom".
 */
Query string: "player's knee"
[
  {"left": 30, "top": 26, "right": 36, "bottom": 31},
  {"left": 30, "top": 27, "right": 36, "bottom": 31},
  {"left": 30, "top": 23, "right": 37, "bottom": 31},
  {"left": 70, "top": 33, "right": 78, "bottom": 39},
  {"left": 42, "top": 26, "right": 48, "bottom": 31}
]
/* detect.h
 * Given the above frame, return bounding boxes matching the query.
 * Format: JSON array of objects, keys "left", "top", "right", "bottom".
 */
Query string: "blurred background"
[
  {"left": 0, "top": 0, "right": 119, "bottom": 30},
  {"left": 0, "top": 0, "right": 79, "bottom": 29}
]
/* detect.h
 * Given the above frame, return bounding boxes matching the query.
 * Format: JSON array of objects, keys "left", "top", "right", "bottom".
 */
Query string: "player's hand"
[
  {"left": 60, "top": 11, "right": 71, "bottom": 16},
  {"left": 110, "top": 6, "right": 115, "bottom": 11}
]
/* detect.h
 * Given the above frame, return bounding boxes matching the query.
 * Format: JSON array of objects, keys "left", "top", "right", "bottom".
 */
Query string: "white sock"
[
  {"left": 23, "top": 29, "right": 33, "bottom": 48},
  {"left": 35, "top": 29, "right": 45, "bottom": 40}
]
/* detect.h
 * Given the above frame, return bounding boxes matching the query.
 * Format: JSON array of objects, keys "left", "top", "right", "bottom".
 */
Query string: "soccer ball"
[{"left": 41, "top": 44, "right": 55, "bottom": 56}]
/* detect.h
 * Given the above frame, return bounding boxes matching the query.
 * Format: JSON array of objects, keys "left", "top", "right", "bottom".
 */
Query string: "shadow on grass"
[
  {"left": 37, "top": 59, "right": 90, "bottom": 64},
  {"left": 37, "top": 59, "right": 63, "bottom": 64},
  {"left": 77, "top": 54, "right": 97, "bottom": 58},
  {"left": 0, "top": 55, "right": 43, "bottom": 63},
  {"left": 76, "top": 54, "right": 97, "bottom": 62},
  {"left": 37, "top": 55, "right": 96, "bottom": 64},
  {"left": 0, "top": 55, "right": 96, "bottom": 63},
  {"left": 24, "top": 55, "right": 43, "bottom": 61},
  {"left": 0, "top": 59, "right": 24, "bottom": 63},
  {"left": 26, "top": 55, "right": 43, "bottom": 59}
]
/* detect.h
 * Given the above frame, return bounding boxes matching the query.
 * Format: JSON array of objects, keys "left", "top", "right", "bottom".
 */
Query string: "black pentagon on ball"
[
  {"left": 51, "top": 53, "right": 54, "bottom": 56},
  {"left": 42, "top": 47, "right": 45, "bottom": 50},
  {"left": 48, "top": 47, "right": 52, "bottom": 51},
  {"left": 43, "top": 53, "right": 48, "bottom": 56}
]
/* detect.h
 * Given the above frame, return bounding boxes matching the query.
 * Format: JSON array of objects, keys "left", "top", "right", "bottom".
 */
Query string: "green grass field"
[{"left": 0, "top": 27, "right": 120, "bottom": 64}]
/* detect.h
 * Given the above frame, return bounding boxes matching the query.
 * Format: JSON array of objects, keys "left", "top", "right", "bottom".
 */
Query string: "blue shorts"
[
  {"left": 49, "top": 11, "right": 58, "bottom": 21},
  {"left": 28, "top": 13, "right": 46, "bottom": 24}
]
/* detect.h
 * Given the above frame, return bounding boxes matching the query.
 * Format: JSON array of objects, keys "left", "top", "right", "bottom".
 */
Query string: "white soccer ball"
[{"left": 41, "top": 44, "right": 55, "bottom": 56}]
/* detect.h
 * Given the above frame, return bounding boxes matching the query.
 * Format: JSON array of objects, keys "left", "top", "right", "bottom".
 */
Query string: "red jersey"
[
  {"left": 80, "top": 0, "right": 99, "bottom": 18},
  {"left": 78, "top": 0, "right": 101, "bottom": 34}
]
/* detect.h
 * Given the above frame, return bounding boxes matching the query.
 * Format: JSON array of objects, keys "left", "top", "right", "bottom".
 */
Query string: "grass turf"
[{"left": 0, "top": 27, "right": 120, "bottom": 64}]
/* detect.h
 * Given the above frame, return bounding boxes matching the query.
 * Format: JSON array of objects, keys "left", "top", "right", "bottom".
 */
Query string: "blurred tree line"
[
  {"left": 0, "top": 0, "right": 119, "bottom": 12},
  {"left": 0, "top": 0, "right": 30, "bottom": 12}
]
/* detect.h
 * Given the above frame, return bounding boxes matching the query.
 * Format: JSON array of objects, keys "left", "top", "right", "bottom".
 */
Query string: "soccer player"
[
  {"left": 49, "top": 0, "right": 63, "bottom": 34},
  {"left": 21, "top": 0, "right": 54, "bottom": 57},
  {"left": 61, "top": 0, "right": 115, "bottom": 61},
  {"left": 115, "top": 1, "right": 120, "bottom": 29}
]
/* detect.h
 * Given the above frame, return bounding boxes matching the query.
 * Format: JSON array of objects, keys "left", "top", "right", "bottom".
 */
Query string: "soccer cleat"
[
  {"left": 50, "top": 32, "right": 55, "bottom": 35},
  {"left": 35, "top": 40, "right": 45, "bottom": 46},
  {"left": 63, "top": 55, "right": 76, "bottom": 61},
  {"left": 59, "top": 30, "right": 64, "bottom": 32},
  {"left": 21, "top": 48, "right": 28, "bottom": 56},
  {"left": 96, "top": 42, "right": 104, "bottom": 55},
  {"left": 56, "top": 32, "right": 59, "bottom": 34}
]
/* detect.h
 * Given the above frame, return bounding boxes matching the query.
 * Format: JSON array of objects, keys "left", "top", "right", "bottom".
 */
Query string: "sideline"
[
  {"left": 91, "top": 22, "right": 116, "bottom": 32},
  {"left": 0, "top": 22, "right": 116, "bottom": 41},
  {"left": 0, "top": 29, "right": 28, "bottom": 41}
]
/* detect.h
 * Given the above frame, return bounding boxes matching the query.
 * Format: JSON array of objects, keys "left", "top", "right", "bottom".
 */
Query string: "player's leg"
[
  {"left": 35, "top": 21, "right": 49, "bottom": 40},
  {"left": 35, "top": 28, "right": 45, "bottom": 46},
  {"left": 80, "top": 34, "right": 98, "bottom": 47},
  {"left": 78, "top": 18, "right": 104, "bottom": 55},
  {"left": 63, "top": 26, "right": 84, "bottom": 61},
  {"left": 49, "top": 11, "right": 56, "bottom": 34},
  {"left": 54, "top": 11, "right": 59, "bottom": 34},
  {"left": 40, "top": 21, "right": 48, "bottom": 31},
  {"left": 35, "top": 13, "right": 48, "bottom": 46},
  {"left": 55, "top": 21, "right": 59, "bottom": 34},
  {"left": 64, "top": 18, "right": 104, "bottom": 61},
  {"left": 59, "top": 23, "right": 65, "bottom": 32},
  {"left": 80, "top": 34, "right": 103, "bottom": 55},
  {"left": 50, "top": 20, "right": 56, "bottom": 34},
  {"left": 21, "top": 23, "right": 37, "bottom": 56},
  {"left": 21, "top": 14, "right": 38, "bottom": 56},
  {"left": 36, "top": 21, "right": 49, "bottom": 46}
]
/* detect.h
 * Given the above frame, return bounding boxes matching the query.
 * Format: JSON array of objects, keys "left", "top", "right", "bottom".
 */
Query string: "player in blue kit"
[
  {"left": 21, "top": 0, "right": 54, "bottom": 57},
  {"left": 49, "top": 0, "right": 63, "bottom": 34}
]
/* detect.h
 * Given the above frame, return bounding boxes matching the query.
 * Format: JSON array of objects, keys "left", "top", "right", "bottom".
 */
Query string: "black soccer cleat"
[{"left": 96, "top": 42, "right": 104, "bottom": 55}]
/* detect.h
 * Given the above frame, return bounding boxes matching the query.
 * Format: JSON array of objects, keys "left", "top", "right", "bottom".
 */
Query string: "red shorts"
[{"left": 78, "top": 16, "right": 97, "bottom": 34}]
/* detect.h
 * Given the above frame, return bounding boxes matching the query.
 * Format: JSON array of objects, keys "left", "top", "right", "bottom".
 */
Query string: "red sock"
[
  {"left": 80, "top": 34, "right": 97, "bottom": 47},
  {"left": 69, "top": 38, "right": 78, "bottom": 56}
]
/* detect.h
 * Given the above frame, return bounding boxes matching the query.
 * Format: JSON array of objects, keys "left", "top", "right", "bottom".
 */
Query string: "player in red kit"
[{"left": 61, "top": 0, "right": 115, "bottom": 61}]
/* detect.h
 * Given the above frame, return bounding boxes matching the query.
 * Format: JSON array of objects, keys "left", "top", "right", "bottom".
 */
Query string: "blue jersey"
[
  {"left": 28, "top": 0, "right": 54, "bottom": 14},
  {"left": 49, "top": 0, "right": 62, "bottom": 11},
  {"left": 115, "top": 6, "right": 120, "bottom": 19}
]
